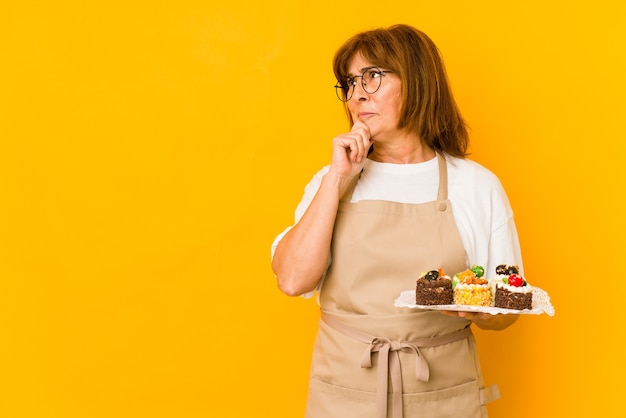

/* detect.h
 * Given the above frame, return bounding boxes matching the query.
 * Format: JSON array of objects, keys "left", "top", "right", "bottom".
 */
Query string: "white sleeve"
[
  {"left": 450, "top": 159, "right": 524, "bottom": 278},
  {"left": 270, "top": 165, "right": 329, "bottom": 258},
  {"left": 486, "top": 216, "right": 524, "bottom": 277},
  {"left": 482, "top": 176, "right": 524, "bottom": 278}
]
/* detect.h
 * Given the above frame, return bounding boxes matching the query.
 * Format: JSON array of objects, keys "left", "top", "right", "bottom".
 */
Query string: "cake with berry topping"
[
  {"left": 453, "top": 265, "right": 492, "bottom": 306},
  {"left": 492, "top": 264, "right": 533, "bottom": 310},
  {"left": 415, "top": 269, "right": 453, "bottom": 305}
]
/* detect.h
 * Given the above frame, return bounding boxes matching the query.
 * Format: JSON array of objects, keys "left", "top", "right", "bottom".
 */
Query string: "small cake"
[
  {"left": 415, "top": 269, "right": 453, "bottom": 305},
  {"left": 492, "top": 264, "right": 533, "bottom": 310},
  {"left": 453, "top": 265, "right": 492, "bottom": 306}
]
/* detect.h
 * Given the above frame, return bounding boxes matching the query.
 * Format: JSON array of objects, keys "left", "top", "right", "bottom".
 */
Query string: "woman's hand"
[
  {"left": 329, "top": 121, "right": 372, "bottom": 179},
  {"left": 439, "top": 310, "right": 520, "bottom": 331}
]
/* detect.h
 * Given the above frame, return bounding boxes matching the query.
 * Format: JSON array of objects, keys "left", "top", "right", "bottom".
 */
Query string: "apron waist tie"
[{"left": 321, "top": 312, "right": 473, "bottom": 418}]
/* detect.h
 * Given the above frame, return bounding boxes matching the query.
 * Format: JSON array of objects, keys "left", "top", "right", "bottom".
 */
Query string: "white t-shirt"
[{"left": 271, "top": 154, "right": 524, "bottom": 297}]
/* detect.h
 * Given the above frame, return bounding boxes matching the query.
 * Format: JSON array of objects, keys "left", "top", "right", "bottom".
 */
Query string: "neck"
[{"left": 368, "top": 138, "right": 436, "bottom": 164}]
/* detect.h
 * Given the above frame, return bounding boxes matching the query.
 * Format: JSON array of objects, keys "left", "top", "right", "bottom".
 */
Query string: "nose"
[{"left": 352, "top": 79, "right": 369, "bottom": 101}]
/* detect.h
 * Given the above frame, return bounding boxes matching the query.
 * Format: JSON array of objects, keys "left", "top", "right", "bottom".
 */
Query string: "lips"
[{"left": 358, "top": 112, "right": 376, "bottom": 119}]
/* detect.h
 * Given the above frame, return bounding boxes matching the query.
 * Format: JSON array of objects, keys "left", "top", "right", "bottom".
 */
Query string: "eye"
[
  {"left": 366, "top": 69, "right": 383, "bottom": 80},
  {"left": 345, "top": 76, "right": 357, "bottom": 87}
]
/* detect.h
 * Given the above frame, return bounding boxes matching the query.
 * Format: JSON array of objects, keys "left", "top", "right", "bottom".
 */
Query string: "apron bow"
[
  {"left": 362, "top": 337, "right": 430, "bottom": 381},
  {"left": 322, "top": 312, "right": 472, "bottom": 418},
  {"left": 362, "top": 337, "right": 430, "bottom": 418}
]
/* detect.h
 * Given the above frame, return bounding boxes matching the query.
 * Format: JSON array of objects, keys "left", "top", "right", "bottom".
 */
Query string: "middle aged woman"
[{"left": 271, "top": 24, "right": 523, "bottom": 417}]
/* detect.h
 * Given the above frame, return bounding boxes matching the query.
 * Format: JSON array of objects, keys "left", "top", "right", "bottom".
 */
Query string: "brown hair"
[{"left": 333, "top": 24, "right": 469, "bottom": 157}]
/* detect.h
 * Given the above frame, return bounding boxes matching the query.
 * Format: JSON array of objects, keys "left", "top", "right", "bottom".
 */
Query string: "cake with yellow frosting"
[{"left": 452, "top": 265, "right": 492, "bottom": 306}]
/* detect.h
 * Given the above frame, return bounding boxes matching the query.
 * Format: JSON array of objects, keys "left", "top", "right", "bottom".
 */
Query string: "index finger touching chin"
[{"left": 352, "top": 119, "right": 370, "bottom": 133}]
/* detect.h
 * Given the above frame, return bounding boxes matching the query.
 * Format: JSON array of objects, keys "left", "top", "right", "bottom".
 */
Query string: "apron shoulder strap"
[
  {"left": 339, "top": 170, "right": 361, "bottom": 202},
  {"left": 436, "top": 152, "right": 449, "bottom": 201}
]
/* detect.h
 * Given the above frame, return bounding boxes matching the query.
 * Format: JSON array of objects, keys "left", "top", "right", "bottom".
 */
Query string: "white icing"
[{"left": 494, "top": 281, "right": 533, "bottom": 294}]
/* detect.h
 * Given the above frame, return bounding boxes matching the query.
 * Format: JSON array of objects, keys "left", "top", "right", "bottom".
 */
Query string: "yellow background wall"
[{"left": 1, "top": 1, "right": 624, "bottom": 417}]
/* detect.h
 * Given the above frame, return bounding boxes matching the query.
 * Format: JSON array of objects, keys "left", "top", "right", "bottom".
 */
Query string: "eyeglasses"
[{"left": 334, "top": 67, "right": 393, "bottom": 102}]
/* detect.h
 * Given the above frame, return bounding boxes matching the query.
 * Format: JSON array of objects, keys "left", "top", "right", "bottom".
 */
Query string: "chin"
[{"left": 367, "top": 127, "right": 380, "bottom": 138}]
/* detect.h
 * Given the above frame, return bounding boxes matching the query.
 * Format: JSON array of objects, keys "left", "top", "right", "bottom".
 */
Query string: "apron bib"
[{"left": 306, "top": 154, "right": 499, "bottom": 418}]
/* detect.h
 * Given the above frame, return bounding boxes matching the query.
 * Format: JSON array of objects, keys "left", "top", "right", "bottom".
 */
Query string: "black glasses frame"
[{"left": 334, "top": 67, "right": 392, "bottom": 102}]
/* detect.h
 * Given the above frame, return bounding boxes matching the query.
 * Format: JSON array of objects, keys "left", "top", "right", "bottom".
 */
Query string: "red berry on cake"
[{"left": 508, "top": 274, "right": 524, "bottom": 287}]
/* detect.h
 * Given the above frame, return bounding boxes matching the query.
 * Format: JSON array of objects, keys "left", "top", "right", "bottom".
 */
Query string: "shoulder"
[
  {"left": 446, "top": 155, "right": 504, "bottom": 190},
  {"left": 445, "top": 155, "right": 512, "bottom": 213},
  {"left": 445, "top": 156, "right": 515, "bottom": 233}
]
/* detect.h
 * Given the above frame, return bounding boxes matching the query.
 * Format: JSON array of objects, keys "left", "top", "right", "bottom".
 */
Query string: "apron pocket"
[
  {"left": 306, "top": 378, "right": 377, "bottom": 418},
  {"left": 403, "top": 380, "right": 489, "bottom": 418},
  {"left": 306, "top": 378, "right": 492, "bottom": 418}
]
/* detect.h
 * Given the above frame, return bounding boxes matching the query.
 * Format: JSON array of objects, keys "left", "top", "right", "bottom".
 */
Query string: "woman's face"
[{"left": 346, "top": 54, "right": 403, "bottom": 141}]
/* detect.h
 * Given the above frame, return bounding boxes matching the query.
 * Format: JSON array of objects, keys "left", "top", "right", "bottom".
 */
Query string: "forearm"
[{"left": 272, "top": 171, "right": 351, "bottom": 296}]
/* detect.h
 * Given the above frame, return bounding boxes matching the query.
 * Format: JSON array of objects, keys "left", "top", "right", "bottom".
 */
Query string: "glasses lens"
[
  {"left": 362, "top": 69, "right": 383, "bottom": 94},
  {"left": 334, "top": 69, "right": 384, "bottom": 101},
  {"left": 335, "top": 81, "right": 352, "bottom": 102}
]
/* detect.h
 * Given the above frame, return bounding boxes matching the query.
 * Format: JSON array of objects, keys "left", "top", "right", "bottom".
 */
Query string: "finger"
[
  {"left": 351, "top": 136, "right": 365, "bottom": 162},
  {"left": 351, "top": 121, "right": 371, "bottom": 143},
  {"left": 352, "top": 119, "right": 370, "bottom": 132},
  {"left": 339, "top": 136, "right": 359, "bottom": 160},
  {"left": 339, "top": 134, "right": 362, "bottom": 163},
  {"left": 336, "top": 136, "right": 363, "bottom": 165},
  {"left": 350, "top": 125, "right": 371, "bottom": 161}
]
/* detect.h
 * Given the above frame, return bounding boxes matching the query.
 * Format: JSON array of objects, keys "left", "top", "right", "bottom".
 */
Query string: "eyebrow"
[{"left": 347, "top": 65, "right": 379, "bottom": 77}]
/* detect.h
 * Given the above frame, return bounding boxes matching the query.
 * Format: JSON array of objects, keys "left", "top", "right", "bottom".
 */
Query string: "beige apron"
[{"left": 306, "top": 154, "right": 499, "bottom": 418}]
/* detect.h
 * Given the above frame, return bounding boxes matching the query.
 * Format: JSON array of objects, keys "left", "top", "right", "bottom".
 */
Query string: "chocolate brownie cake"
[
  {"left": 415, "top": 269, "right": 453, "bottom": 305},
  {"left": 492, "top": 264, "right": 533, "bottom": 310}
]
